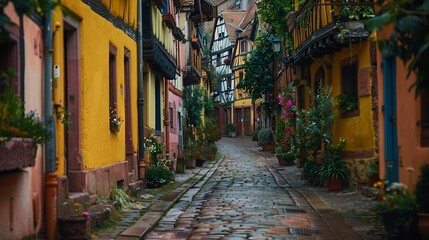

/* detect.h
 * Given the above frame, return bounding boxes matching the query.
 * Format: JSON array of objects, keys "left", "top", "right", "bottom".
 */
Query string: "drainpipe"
[
  {"left": 164, "top": 78, "right": 170, "bottom": 159},
  {"left": 137, "top": 0, "right": 146, "bottom": 178},
  {"left": 43, "top": 3, "right": 58, "bottom": 240}
]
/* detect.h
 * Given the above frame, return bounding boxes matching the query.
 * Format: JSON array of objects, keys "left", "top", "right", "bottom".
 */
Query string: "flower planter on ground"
[
  {"left": 262, "top": 143, "right": 274, "bottom": 151},
  {"left": 196, "top": 158, "right": 204, "bottom": 167},
  {"left": 58, "top": 216, "right": 89, "bottom": 239},
  {"left": 175, "top": 157, "right": 186, "bottom": 173},
  {"left": 418, "top": 213, "right": 429, "bottom": 239},
  {"left": 327, "top": 177, "right": 342, "bottom": 191},
  {"left": 382, "top": 210, "right": 419, "bottom": 239},
  {"left": 186, "top": 159, "right": 196, "bottom": 169}
]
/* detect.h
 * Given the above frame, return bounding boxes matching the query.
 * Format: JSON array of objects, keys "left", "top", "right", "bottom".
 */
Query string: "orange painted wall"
[{"left": 376, "top": 27, "right": 429, "bottom": 188}]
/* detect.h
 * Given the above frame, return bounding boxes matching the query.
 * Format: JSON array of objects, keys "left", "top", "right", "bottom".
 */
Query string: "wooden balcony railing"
[{"left": 292, "top": 0, "right": 374, "bottom": 64}]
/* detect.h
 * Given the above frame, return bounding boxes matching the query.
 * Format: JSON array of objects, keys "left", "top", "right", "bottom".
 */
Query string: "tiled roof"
[{"left": 221, "top": 10, "right": 247, "bottom": 44}]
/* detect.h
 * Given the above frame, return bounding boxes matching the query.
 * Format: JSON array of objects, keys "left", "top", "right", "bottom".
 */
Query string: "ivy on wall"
[
  {"left": 366, "top": 0, "right": 429, "bottom": 96},
  {"left": 237, "top": 32, "right": 275, "bottom": 101}
]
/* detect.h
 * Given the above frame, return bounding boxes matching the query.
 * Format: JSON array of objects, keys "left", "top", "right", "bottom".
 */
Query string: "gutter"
[
  {"left": 137, "top": 0, "right": 146, "bottom": 176},
  {"left": 43, "top": 2, "right": 58, "bottom": 239}
]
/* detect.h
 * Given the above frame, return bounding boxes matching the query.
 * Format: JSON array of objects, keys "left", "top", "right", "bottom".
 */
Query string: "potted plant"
[
  {"left": 227, "top": 123, "right": 236, "bottom": 137},
  {"left": 109, "top": 107, "right": 123, "bottom": 134},
  {"left": 302, "top": 160, "right": 322, "bottom": 186},
  {"left": 175, "top": 155, "right": 186, "bottom": 174},
  {"left": 372, "top": 182, "right": 419, "bottom": 239},
  {"left": 252, "top": 126, "right": 262, "bottom": 141},
  {"left": 319, "top": 139, "right": 349, "bottom": 191},
  {"left": 0, "top": 87, "right": 50, "bottom": 172},
  {"left": 144, "top": 128, "right": 165, "bottom": 165},
  {"left": 146, "top": 165, "right": 174, "bottom": 188},
  {"left": 258, "top": 128, "right": 274, "bottom": 151},
  {"left": 184, "top": 141, "right": 201, "bottom": 169},
  {"left": 58, "top": 202, "right": 91, "bottom": 239},
  {"left": 367, "top": 160, "right": 379, "bottom": 187},
  {"left": 415, "top": 164, "right": 429, "bottom": 239},
  {"left": 204, "top": 117, "right": 221, "bottom": 144},
  {"left": 335, "top": 93, "right": 358, "bottom": 113},
  {"left": 202, "top": 144, "right": 217, "bottom": 161}
]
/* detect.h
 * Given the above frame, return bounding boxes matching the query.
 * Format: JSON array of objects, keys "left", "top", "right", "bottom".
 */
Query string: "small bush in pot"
[
  {"left": 257, "top": 128, "right": 273, "bottom": 147},
  {"left": 319, "top": 139, "right": 349, "bottom": 191},
  {"left": 146, "top": 165, "right": 174, "bottom": 188},
  {"left": 252, "top": 125, "right": 262, "bottom": 141}
]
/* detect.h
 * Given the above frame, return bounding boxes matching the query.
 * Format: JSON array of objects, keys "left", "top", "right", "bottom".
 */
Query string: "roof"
[{"left": 220, "top": 10, "right": 247, "bottom": 44}]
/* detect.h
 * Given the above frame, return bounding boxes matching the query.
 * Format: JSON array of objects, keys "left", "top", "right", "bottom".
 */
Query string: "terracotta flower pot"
[
  {"left": 277, "top": 155, "right": 286, "bottom": 166},
  {"left": 262, "top": 143, "right": 274, "bottom": 151},
  {"left": 418, "top": 212, "right": 429, "bottom": 240},
  {"left": 58, "top": 216, "right": 89, "bottom": 239},
  {"left": 327, "top": 177, "right": 342, "bottom": 191}
]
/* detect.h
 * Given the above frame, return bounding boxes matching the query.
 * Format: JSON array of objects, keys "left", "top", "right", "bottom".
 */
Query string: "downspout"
[
  {"left": 137, "top": 0, "right": 146, "bottom": 178},
  {"left": 164, "top": 78, "right": 170, "bottom": 159},
  {"left": 43, "top": 3, "right": 58, "bottom": 240},
  {"left": 18, "top": 14, "right": 25, "bottom": 101}
]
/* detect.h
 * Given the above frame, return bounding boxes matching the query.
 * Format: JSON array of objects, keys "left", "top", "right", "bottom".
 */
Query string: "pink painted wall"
[
  {"left": 168, "top": 89, "right": 182, "bottom": 160},
  {"left": 377, "top": 26, "right": 429, "bottom": 188},
  {"left": 0, "top": 4, "right": 45, "bottom": 239}
]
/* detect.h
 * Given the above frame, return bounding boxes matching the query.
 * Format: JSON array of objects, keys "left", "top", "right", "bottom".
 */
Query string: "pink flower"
[{"left": 82, "top": 211, "right": 90, "bottom": 217}]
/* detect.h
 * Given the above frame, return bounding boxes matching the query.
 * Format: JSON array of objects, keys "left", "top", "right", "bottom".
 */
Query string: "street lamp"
[{"left": 272, "top": 36, "right": 281, "bottom": 53}]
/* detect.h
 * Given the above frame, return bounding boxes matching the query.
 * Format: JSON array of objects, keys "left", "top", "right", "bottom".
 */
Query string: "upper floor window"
[
  {"left": 216, "top": 53, "right": 221, "bottom": 66},
  {"left": 240, "top": 40, "right": 247, "bottom": 53},
  {"left": 109, "top": 44, "right": 117, "bottom": 112},
  {"left": 0, "top": 33, "right": 19, "bottom": 96},
  {"left": 421, "top": 92, "right": 429, "bottom": 147},
  {"left": 218, "top": 32, "right": 225, "bottom": 39},
  {"left": 339, "top": 56, "right": 359, "bottom": 117}
]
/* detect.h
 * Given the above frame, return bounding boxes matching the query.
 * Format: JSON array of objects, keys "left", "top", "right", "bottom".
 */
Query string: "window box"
[{"left": 0, "top": 138, "right": 37, "bottom": 172}]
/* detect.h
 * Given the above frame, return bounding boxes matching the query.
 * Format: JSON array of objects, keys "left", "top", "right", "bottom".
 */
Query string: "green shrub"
[
  {"left": 146, "top": 165, "right": 174, "bottom": 188},
  {"left": 109, "top": 186, "right": 132, "bottom": 208},
  {"left": 257, "top": 128, "right": 273, "bottom": 146},
  {"left": 252, "top": 126, "right": 262, "bottom": 141},
  {"left": 415, "top": 164, "right": 429, "bottom": 212},
  {"left": 0, "top": 86, "right": 50, "bottom": 144}
]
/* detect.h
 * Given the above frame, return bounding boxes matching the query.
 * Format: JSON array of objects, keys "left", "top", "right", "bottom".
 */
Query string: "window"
[
  {"left": 155, "top": 76, "right": 161, "bottom": 132},
  {"left": 109, "top": 44, "right": 117, "bottom": 113},
  {"left": 0, "top": 34, "right": 19, "bottom": 95},
  {"left": 340, "top": 57, "right": 359, "bottom": 117},
  {"left": 216, "top": 53, "right": 221, "bottom": 66},
  {"left": 422, "top": 92, "right": 429, "bottom": 147},
  {"left": 298, "top": 85, "right": 305, "bottom": 110},
  {"left": 218, "top": 32, "right": 224, "bottom": 39},
  {"left": 170, "top": 103, "right": 174, "bottom": 133},
  {"left": 240, "top": 40, "right": 247, "bottom": 53}
]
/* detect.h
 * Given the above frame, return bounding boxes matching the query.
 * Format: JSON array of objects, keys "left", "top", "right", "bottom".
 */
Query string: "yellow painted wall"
[
  {"left": 54, "top": 1, "right": 138, "bottom": 171},
  {"left": 143, "top": 65, "right": 165, "bottom": 132},
  {"left": 328, "top": 38, "right": 375, "bottom": 153}
]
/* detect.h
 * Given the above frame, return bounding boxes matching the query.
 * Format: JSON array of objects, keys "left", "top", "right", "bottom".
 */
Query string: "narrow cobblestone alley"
[{"left": 143, "top": 137, "right": 376, "bottom": 240}]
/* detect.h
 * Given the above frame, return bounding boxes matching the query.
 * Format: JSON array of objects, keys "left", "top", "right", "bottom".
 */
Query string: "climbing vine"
[
  {"left": 237, "top": 32, "right": 275, "bottom": 101},
  {"left": 366, "top": 0, "right": 429, "bottom": 96}
]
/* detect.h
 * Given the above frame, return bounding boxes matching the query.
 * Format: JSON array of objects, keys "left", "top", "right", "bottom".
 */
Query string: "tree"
[
  {"left": 0, "top": 0, "right": 58, "bottom": 41},
  {"left": 366, "top": 0, "right": 429, "bottom": 96},
  {"left": 237, "top": 32, "right": 275, "bottom": 101},
  {"left": 256, "top": 0, "right": 294, "bottom": 53},
  {"left": 183, "top": 86, "right": 204, "bottom": 127}
]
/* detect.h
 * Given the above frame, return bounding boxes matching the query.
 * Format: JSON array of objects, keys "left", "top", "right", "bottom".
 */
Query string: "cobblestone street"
[{"left": 143, "top": 137, "right": 380, "bottom": 240}]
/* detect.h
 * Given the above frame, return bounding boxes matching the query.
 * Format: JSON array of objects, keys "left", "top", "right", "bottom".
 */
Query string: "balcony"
[
  {"left": 143, "top": 36, "right": 176, "bottom": 79},
  {"left": 172, "top": 27, "right": 185, "bottom": 41},
  {"left": 291, "top": 0, "right": 374, "bottom": 64},
  {"left": 153, "top": 0, "right": 166, "bottom": 10},
  {"left": 183, "top": 64, "right": 201, "bottom": 86},
  {"left": 162, "top": 13, "right": 176, "bottom": 30}
]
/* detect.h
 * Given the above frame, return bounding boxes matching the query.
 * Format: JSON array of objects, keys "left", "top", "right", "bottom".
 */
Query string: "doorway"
[{"left": 63, "top": 18, "right": 82, "bottom": 191}]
